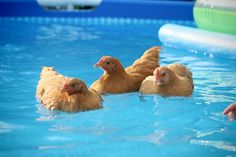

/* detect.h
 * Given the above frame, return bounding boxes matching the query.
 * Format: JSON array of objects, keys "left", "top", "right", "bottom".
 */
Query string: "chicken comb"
[
  {"left": 101, "top": 56, "right": 109, "bottom": 61},
  {"left": 153, "top": 68, "right": 160, "bottom": 80},
  {"left": 98, "top": 56, "right": 110, "bottom": 63}
]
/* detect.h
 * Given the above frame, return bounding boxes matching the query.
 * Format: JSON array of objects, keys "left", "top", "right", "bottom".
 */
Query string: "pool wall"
[{"left": 0, "top": 0, "right": 194, "bottom": 20}]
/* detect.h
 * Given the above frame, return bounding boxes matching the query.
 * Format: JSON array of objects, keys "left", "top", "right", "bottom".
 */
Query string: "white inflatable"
[
  {"left": 158, "top": 24, "right": 236, "bottom": 55},
  {"left": 196, "top": 0, "right": 236, "bottom": 10}
]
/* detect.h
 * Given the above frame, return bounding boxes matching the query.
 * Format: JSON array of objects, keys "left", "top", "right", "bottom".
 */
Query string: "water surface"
[{"left": 0, "top": 17, "right": 236, "bottom": 157}]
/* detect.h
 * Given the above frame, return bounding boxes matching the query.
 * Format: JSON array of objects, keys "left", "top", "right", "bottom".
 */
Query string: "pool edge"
[{"left": 0, "top": 0, "right": 194, "bottom": 20}]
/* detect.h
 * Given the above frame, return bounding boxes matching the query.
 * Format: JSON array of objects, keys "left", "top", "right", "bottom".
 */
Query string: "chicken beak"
[
  {"left": 93, "top": 62, "right": 101, "bottom": 68},
  {"left": 60, "top": 84, "right": 68, "bottom": 93},
  {"left": 94, "top": 59, "right": 105, "bottom": 68},
  {"left": 94, "top": 56, "right": 107, "bottom": 68}
]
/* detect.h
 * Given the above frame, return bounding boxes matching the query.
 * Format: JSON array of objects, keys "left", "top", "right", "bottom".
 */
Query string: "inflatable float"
[
  {"left": 158, "top": 24, "right": 236, "bottom": 55},
  {"left": 194, "top": 0, "right": 236, "bottom": 35}
]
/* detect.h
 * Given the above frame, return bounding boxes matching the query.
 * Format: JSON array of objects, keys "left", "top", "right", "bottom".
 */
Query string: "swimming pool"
[
  {"left": 1, "top": 0, "right": 236, "bottom": 156},
  {"left": 0, "top": 17, "right": 236, "bottom": 157}
]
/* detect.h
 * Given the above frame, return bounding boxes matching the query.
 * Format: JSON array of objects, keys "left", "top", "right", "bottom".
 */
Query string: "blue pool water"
[{"left": 0, "top": 17, "right": 236, "bottom": 157}]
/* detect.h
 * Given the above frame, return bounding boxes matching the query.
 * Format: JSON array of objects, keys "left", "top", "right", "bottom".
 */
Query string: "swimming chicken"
[
  {"left": 90, "top": 46, "right": 160, "bottom": 94},
  {"left": 139, "top": 63, "right": 193, "bottom": 96},
  {"left": 36, "top": 67, "right": 102, "bottom": 112}
]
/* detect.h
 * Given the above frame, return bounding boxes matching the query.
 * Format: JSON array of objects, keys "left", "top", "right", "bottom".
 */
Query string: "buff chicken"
[
  {"left": 139, "top": 63, "right": 193, "bottom": 96},
  {"left": 90, "top": 46, "right": 160, "bottom": 94},
  {"left": 36, "top": 67, "right": 102, "bottom": 112}
]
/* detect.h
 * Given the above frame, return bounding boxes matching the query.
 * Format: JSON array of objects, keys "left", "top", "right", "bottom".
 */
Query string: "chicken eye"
[
  {"left": 161, "top": 71, "right": 166, "bottom": 76},
  {"left": 71, "top": 84, "right": 76, "bottom": 87},
  {"left": 106, "top": 61, "right": 110, "bottom": 65}
]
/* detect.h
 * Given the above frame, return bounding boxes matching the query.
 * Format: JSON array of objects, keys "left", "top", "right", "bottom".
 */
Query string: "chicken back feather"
[
  {"left": 90, "top": 46, "right": 160, "bottom": 94},
  {"left": 36, "top": 67, "right": 102, "bottom": 112}
]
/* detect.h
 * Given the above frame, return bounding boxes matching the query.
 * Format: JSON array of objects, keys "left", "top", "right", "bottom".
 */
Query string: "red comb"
[
  {"left": 154, "top": 69, "right": 160, "bottom": 80},
  {"left": 101, "top": 56, "right": 109, "bottom": 61}
]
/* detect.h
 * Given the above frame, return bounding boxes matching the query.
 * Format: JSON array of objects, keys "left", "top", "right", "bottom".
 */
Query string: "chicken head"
[
  {"left": 153, "top": 67, "right": 170, "bottom": 86},
  {"left": 94, "top": 56, "right": 121, "bottom": 73},
  {"left": 61, "top": 78, "right": 87, "bottom": 95}
]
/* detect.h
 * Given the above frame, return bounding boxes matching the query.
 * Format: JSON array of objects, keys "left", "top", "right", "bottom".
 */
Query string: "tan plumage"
[
  {"left": 36, "top": 67, "right": 102, "bottom": 112},
  {"left": 90, "top": 46, "right": 160, "bottom": 94},
  {"left": 167, "top": 63, "right": 192, "bottom": 79},
  {"left": 139, "top": 63, "right": 193, "bottom": 96}
]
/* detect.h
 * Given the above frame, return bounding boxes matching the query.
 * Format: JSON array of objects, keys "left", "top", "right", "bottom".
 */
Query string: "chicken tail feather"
[{"left": 125, "top": 46, "right": 160, "bottom": 80}]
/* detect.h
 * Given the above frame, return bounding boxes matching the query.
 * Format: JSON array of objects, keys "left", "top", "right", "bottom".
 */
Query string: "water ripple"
[
  {"left": 38, "top": 144, "right": 76, "bottom": 150},
  {"left": 0, "top": 44, "right": 25, "bottom": 52},
  {"left": 36, "top": 24, "right": 100, "bottom": 44},
  {"left": 0, "top": 121, "right": 23, "bottom": 133},
  {"left": 185, "top": 127, "right": 225, "bottom": 138},
  {"left": 190, "top": 139, "right": 236, "bottom": 152},
  {"left": 117, "top": 130, "right": 166, "bottom": 145}
]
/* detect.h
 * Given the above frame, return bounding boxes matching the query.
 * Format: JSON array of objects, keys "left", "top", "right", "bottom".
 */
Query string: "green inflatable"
[{"left": 194, "top": 0, "right": 236, "bottom": 35}]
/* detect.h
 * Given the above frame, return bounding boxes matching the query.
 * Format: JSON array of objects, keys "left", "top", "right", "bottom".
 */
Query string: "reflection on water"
[
  {"left": 191, "top": 139, "right": 236, "bottom": 152},
  {"left": 36, "top": 24, "right": 100, "bottom": 44},
  {"left": 1, "top": 44, "right": 26, "bottom": 52},
  {"left": 185, "top": 127, "right": 225, "bottom": 138},
  {"left": 38, "top": 144, "right": 76, "bottom": 150},
  {"left": 0, "top": 121, "right": 23, "bottom": 133},
  {"left": 118, "top": 130, "right": 166, "bottom": 145},
  {"left": 36, "top": 104, "right": 57, "bottom": 121}
]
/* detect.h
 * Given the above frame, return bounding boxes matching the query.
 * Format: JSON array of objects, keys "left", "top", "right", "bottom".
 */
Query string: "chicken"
[
  {"left": 90, "top": 46, "right": 160, "bottom": 94},
  {"left": 36, "top": 66, "right": 64, "bottom": 100},
  {"left": 36, "top": 67, "right": 102, "bottom": 112},
  {"left": 223, "top": 102, "right": 236, "bottom": 121},
  {"left": 139, "top": 63, "right": 193, "bottom": 96}
]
